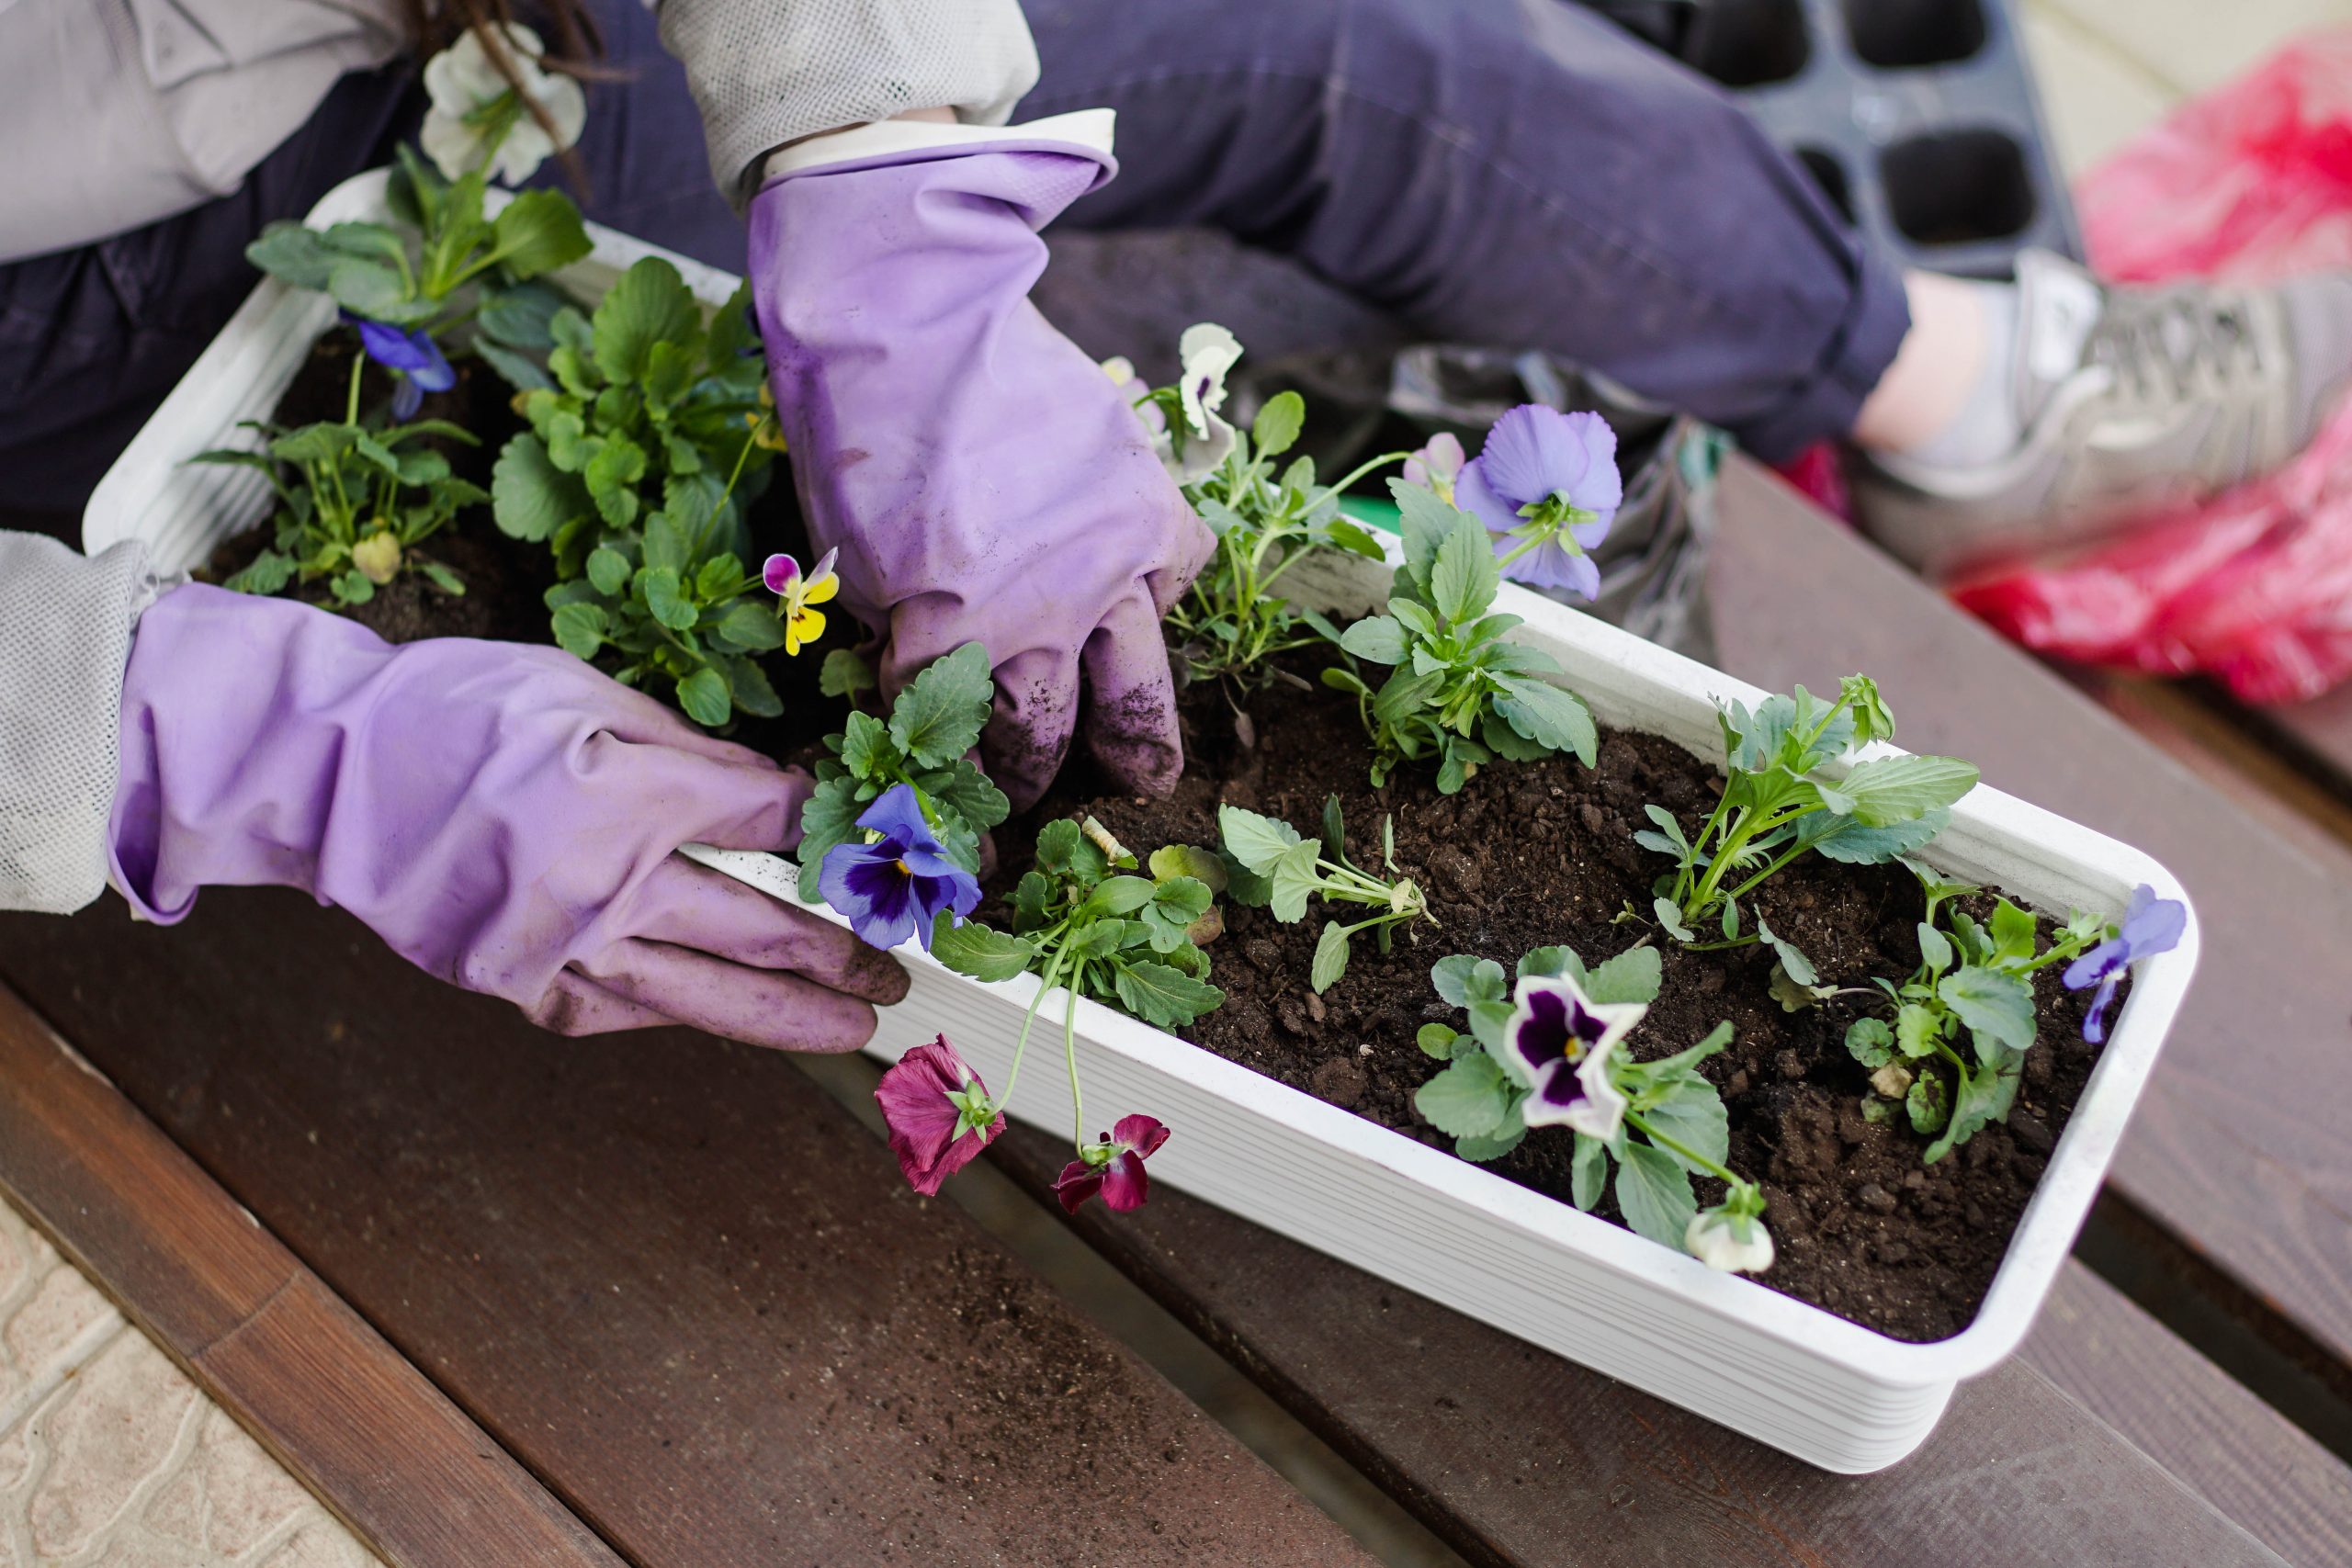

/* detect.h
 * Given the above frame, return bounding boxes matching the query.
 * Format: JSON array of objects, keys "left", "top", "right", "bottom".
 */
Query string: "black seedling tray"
[{"left": 1610, "top": 0, "right": 2081, "bottom": 277}]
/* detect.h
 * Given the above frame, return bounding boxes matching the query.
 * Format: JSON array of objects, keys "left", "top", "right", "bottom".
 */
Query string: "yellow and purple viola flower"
[
  {"left": 345, "top": 313, "right": 455, "bottom": 422},
  {"left": 2062, "top": 884, "right": 2187, "bottom": 1043},
  {"left": 1456, "top": 404, "right": 1623, "bottom": 601},
  {"left": 1498, "top": 971, "right": 1644, "bottom": 1138},
  {"left": 1053, "top": 1114, "right": 1171, "bottom": 1213},
  {"left": 762, "top": 546, "right": 839, "bottom": 656},
  {"left": 818, "top": 784, "right": 982, "bottom": 953},
  {"left": 874, "top": 1035, "right": 1005, "bottom": 1195}
]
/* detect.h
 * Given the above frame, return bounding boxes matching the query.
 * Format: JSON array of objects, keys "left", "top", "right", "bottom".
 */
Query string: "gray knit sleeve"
[
  {"left": 0, "top": 535, "right": 158, "bottom": 915},
  {"left": 656, "top": 0, "right": 1040, "bottom": 204}
]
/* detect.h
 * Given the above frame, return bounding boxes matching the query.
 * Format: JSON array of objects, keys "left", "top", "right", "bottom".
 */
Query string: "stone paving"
[{"left": 0, "top": 1201, "right": 380, "bottom": 1568}]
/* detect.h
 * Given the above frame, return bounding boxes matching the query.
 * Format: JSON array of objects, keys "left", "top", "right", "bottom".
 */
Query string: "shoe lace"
[{"left": 2087, "top": 287, "right": 2266, "bottom": 408}]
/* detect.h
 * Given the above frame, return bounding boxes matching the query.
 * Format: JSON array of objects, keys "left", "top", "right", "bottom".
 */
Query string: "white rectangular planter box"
[{"left": 88, "top": 170, "right": 2200, "bottom": 1474}]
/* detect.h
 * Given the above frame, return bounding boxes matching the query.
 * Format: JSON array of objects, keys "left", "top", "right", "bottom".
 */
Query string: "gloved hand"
[
  {"left": 109, "top": 585, "right": 906, "bottom": 1048},
  {"left": 749, "top": 129, "right": 1214, "bottom": 810}
]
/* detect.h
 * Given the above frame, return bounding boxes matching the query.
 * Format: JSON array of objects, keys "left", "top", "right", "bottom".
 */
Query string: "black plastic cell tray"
[{"left": 1671, "top": 0, "right": 2082, "bottom": 278}]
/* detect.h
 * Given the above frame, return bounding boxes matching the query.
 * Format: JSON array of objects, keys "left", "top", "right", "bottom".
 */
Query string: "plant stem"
[
  {"left": 992, "top": 941, "right": 1068, "bottom": 1110},
  {"left": 1623, "top": 1109, "right": 1741, "bottom": 1188},
  {"left": 345, "top": 354, "right": 365, "bottom": 427},
  {"left": 1062, "top": 964, "right": 1087, "bottom": 1151}
]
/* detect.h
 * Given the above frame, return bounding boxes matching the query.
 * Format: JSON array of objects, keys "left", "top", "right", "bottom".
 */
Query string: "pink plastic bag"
[{"left": 1957, "top": 31, "right": 2352, "bottom": 702}]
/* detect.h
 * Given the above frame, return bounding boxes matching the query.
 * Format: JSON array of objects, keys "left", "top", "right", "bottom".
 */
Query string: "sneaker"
[{"left": 1853, "top": 250, "right": 2352, "bottom": 578}]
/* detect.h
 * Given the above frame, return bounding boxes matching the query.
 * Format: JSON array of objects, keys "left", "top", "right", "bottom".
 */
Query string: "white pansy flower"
[
  {"left": 420, "top": 23, "right": 586, "bottom": 184},
  {"left": 1684, "top": 1208, "right": 1775, "bottom": 1274},
  {"left": 1170, "top": 322, "right": 1242, "bottom": 480}
]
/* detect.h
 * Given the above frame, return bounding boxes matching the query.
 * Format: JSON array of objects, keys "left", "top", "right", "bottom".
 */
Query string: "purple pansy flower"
[
  {"left": 1455, "top": 404, "right": 1623, "bottom": 601},
  {"left": 2062, "top": 884, "right": 2187, "bottom": 1043},
  {"left": 344, "top": 312, "right": 455, "bottom": 421},
  {"left": 1498, "top": 972, "right": 1644, "bottom": 1138},
  {"left": 1401, "top": 432, "right": 1466, "bottom": 504},
  {"left": 818, "top": 783, "right": 982, "bottom": 952},
  {"left": 875, "top": 1035, "right": 1005, "bottom": 1196},
  {"left": 1053, "top": 1114, "right": 1170, "bottom": 1213}
]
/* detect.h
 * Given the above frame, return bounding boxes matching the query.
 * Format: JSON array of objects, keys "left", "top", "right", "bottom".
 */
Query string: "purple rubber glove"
[
  {"left": 109, "top": 585, "right": 907, "bottom": 1048},
  {"left": 749, "top": 135, "right": 1214, "bottom": 810}
]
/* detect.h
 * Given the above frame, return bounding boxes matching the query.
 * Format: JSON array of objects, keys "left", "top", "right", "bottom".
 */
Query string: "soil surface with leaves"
[{"left": 999, "top": 661, "right": 2108, "bottom": 1342}]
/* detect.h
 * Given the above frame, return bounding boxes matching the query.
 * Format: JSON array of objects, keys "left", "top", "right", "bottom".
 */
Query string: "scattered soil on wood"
[{"left": 996, "top": 660, "right": 2109, "bottom": 1343}]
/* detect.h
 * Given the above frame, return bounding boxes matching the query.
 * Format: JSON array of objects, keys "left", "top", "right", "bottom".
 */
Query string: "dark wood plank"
[
  {"left": 0, "top": 896, "right": 1371, "bottom": 1568},
  {"left": 1707, "top": 456, "right": 2352, "bottom": 1386},
  {"left": 2244, "top": 682, "right": 2352, "bottom": 805},
  {"left": 0, "top": 979, "right": 626, "bottom": 1568},
  {"left": 2025, "top": 1265, "right": 2352, "bottom": 1567},
  {"left": 989, "top": 1126, "right": 2286, "bottom": 1567}
]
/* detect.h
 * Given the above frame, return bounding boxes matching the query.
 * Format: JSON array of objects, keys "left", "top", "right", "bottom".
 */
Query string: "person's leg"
[{"left": 1017, "top": 0, "right": 1911, "bottom": 462}]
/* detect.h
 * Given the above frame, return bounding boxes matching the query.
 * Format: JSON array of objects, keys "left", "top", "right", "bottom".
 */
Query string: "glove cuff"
[{"left": 758, "top": 107, "right": 1117, "bottom": 197}]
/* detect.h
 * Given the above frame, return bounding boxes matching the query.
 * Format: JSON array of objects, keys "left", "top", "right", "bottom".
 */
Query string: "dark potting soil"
[{"left": 995, "top": 664, "right": 2110, "bottom": 1344}]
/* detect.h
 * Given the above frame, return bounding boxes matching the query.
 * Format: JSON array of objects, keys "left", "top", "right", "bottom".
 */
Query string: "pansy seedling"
[
  {"left": 1412, "top": 943, "right": 1771, "bottom": 1272},
  {"left": 1114, "top": 326, "right": 1395, "bottom": 697},
  {"left": 763, "top": 547, "right": 840, "bottom": 656},
  {"left": 1217, "top": 799, "right": 1434, "bottom": 991}
]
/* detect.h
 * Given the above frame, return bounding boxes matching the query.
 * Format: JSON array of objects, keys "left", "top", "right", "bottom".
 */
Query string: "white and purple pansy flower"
[
  {"left": 1498, "top": 971, "right": 1644, "bottom": 1139},
  {"left": 2061, "top": 884, "right": 2187, "bottom": 1043}
]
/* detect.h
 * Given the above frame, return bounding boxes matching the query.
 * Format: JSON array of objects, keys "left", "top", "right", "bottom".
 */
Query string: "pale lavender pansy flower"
[
  {"left": 1455, "top": 404, "right": 1623, "bottom": 601},
  {"left": 1401, "top": 432, "right": 1465, "bottom": 504},
  {"left": 2062, "top": 884, "right": 2187, "bottom": 1043},
  {"left": 1498, "top": 972, "right": 1644, "bottom": 1139}
]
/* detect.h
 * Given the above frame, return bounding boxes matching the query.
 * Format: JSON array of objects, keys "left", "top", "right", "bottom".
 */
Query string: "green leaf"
[
  {"left": 890, "top": 642, "right": 995, "bottom": 770},
  {"left": 477, "top": 278, "right": 569, "bottom": 350},
  {"left": 592, "top": 256, "right": 701, "bottom": 385},
  {"left": 1583, "top": 945, "right": 1663, "bottom": 1006},
  {"left": 1638, "top": 1074, "right": 1730, "bottom": 1175},
  {"left": 1454, "top": 1120, "right": 1528, "bottom": 1164},
  {"left": 1840, "top": 674, "right": 1895, "bottom": 746},
  {"left": 1906, "top": 1072, "right": 1951, "bottom": 1135},
  {"left": 640, "top": 509, "right": 693, "bottom": 575},
  {"left": 1925, "top": 1054, "right": 2021, "bottom": 1164},
  {"left": 1431, "top": 954, "right": 1508, "bottom": 1009},
  {"left": 1846, "top": 1016, "right": 1895, "bottom": 1068},
  {"left": 1758, "top": 920, "right": 1817, "bottom": 987},
  {"left": 642, "top": 339, "right": 699, "bottom": 411},
  {"left": 1653, "top": 897, "right": 1695, "bottom": 943},
  {"left": 1035, "top": 819, "right": 1086, "bottom": 878},
  {"left": 246, "top": 222, "right": 347, "bottom": 291},
  {"left": 1216, "top": 805, "right": 1304, "bottom": 875},
  {"left": 1415, "top": 1053, "right": 1511, "bottom": 1138},
  {"left": 1085, "top": 875, "right": 1158, "bottom": 919},
  {"left": 549, "top": 602, "right": 607, "bottom": 660},
  {"left": 1139, "top": 876, "right": 1214, "bottom": 950},
  {"left": 1571, "top": 1133, "right": 1609, "bottom": 1211},
  {"left": 1250, "top": 390, "right": 1306, "bottom": 457},
  {"left": 820, "top": 648, "right": 877, "bottom": 698},
  {"left": 717, "top": 601, "right": 787, "bottom": 651},
  {"left": 1113, "top": 961, "right": 1224, "bottom": 1028},
  {"left": 925, "top": 760, "right": 1011, "bottom": 834},
  {"left": 675, "top": 666, "right": 731, "bottom": 728},
  {"left": 1917, "top": 921, "right": 1954, "bottom": 975},
  {"left": 585, "top": 546, "right": 631, "bottom": 596},
  {"left": 929, "top": 916, "right": 1036, "bottom": 983},
  {"left": 1310, "top": 921, "right": 1351, "bottom": 993},
  {"left": 585, "top": 436, "right": 648, "bottom": 528},
  {"left": 1148, "top": 845, "right": 1228, "bottom": 896},
  {"left": 1938, "top": 966, "right": 2038, "bottom": 1059},
  {"left": 1989, "top": 898, "right": 2040, "bottom": 967},
  {"left": 839, "top": 711, "right": 894, "bottom": 778},
  {"left": 718, "top": 654, "right": 784, "bottom": 719},
  {"left": 491, "top": 188, "right": 592, "bottom": 278},
  {"left": 1492, "top": 677, "right": 1597, "bottom": 766},
  {"left": 1895, "top": 1003, "right": 1944, "bottom": 1059},
  {"left": 327, "top": 259, "right": 434, "bottom": 325},
  {"left": 696, "top": 554, "right": 745, "bottom": 601},
  {"left": 1267, "top": 840, "right": 1324, "bottom": 924},
  {"left": 1431, "top": 513, "right": 1500, "bottom": 625},
  {"left": 492, "top": 434, "right": 586, "bottom": 543},
  {"left": 1614, "top": 1142, "right": 1700, "bottom": 1252},
  {"left": 1833, "top": 755, "right": 1981, "bottom": 827},
  {"left": 1803, "top": 809, "right": 1950, "bottom": 866},
  {"left": 638, "top": 567, "right": 695, "bottom": 631},
  {"left": 1417, "top": 1023, "right": 1460, "bottom": 1060},
  {"left": 1337, "top": 615, "right": 1408, "bottom": 665},
  {"left": 1387, "top": 478, "right": 1464, "bottom": 588}
]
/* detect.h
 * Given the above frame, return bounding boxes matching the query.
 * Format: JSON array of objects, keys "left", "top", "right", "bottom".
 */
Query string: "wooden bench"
[{"left": 1, "top": 456, "right": 2347, "bottom": 1564}]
